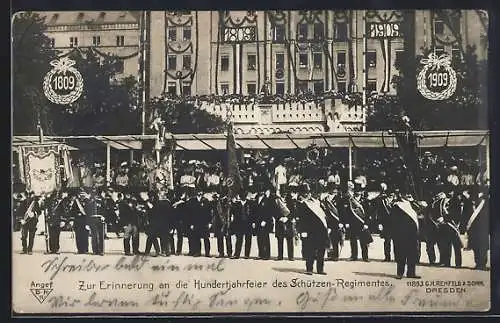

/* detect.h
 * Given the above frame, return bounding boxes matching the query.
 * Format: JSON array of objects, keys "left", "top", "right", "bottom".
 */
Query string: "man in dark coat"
[
  {"left": 231, "top": 189, "right": 253, "bottom": 259},
  {"left": 345, "top": 182, "right": 371, "bottom": 262},
  {"left": 118, "top": 192, "right": 140, "bottom": 255},
  {"left": 321, "top": 185, "right": 344, "bottom": 261},
  {"left": 157, "top": 189, "right": 175, "bottom": 256},
  {"left": 391, "top": 192, "right": 424, "bottom": 279},
  {"left": 254, "top": 186, "right": 276, "bottom": 260},
  {"left": 296, "top": 183, "right": 331, "bottom": 275},
  {"left": 374, "top": 183, "right": 394, "bottom": 262},
  {"left": 440, "top": 189, "right": 463, "bottom": 267},
  {"left": 185, "top": 190, "right": 212, "bottom": 257},
  {"left": 172, "top": 187, "right": 189, "bottom": 255},
  {"left": 68, "top": 191, "right": 89, "bottom": 254},
  {"left": 19, "top": 193, "right": 41, "bottom": 254},
  {"left": 143, "top": 192, "right": 161, "bottom": 256},
  {"left": 424, "top": 192, "right": 447, "bottom": 266},
  {"left": 46, "top": 191, "right": 69, "bottom": 254},
  {"left": 466, "top": 189, "right": 489, "bottom": 270},
  {"left": 213, "top": 192, "right": 233, "bottom": 258},
  {"left": 85, "top": 190, "right": 106, "bottom": 256},
  {"left": 274, "top": 191, "right": 295, "bottom": 261}
]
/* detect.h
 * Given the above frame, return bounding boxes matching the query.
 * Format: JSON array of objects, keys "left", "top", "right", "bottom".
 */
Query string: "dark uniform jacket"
[
  {"left": 186, "top": 196, "right": 212, "bottom": 236},
  {"left": 295, "top": 197, "right": 330, "bottom": 247},
  {"left": 118, "top": 199, "right": 139, "bottom": 226},
  {"left": 373, "top": 193, "right": 393, "bottom": 237},
  {"left": 466, "top": 196, "right": 489, "bottom": 250},
  {"left": 230, "top": 198, "right": 253, "bottom": 235},
  {"left": 254, "top": 194, "right": 276, "bottom": 234},
  {"left": 274, "top": 196, "right": 294, "bottom": 238}
]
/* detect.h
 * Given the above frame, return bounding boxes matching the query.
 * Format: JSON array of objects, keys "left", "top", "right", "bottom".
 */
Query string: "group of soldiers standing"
[{"left": 15, "top": 173, "right": 489, "bottom": 278}]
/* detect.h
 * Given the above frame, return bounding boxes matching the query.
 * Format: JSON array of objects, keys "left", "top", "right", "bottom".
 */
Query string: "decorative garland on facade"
[
  {"left": 163, "top": 11, "right": 199, "bottom": 93},
  {"left": 224, "top": 12, "right": 257, "bottom": 28}
]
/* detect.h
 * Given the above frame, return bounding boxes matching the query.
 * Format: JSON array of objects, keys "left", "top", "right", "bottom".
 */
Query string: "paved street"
[
  {"left": 12, "top": 230, "right": 490, "bottom": 313},
  {"left": 12, "top": 230, "right": 490, "bottom": 268}
]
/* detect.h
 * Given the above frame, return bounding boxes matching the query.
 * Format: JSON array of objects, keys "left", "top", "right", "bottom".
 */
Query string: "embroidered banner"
[{"left": 22, "top": 145, "right": 61, "bottom": 195}]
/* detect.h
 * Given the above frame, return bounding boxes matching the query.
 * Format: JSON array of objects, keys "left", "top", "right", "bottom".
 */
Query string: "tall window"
[
  {"left": 434, "top": 45, "right": 445, "bottom": 56},
  {"left": 220, "top": 83, "right": 229, "bottom": 95},
  {"left": 276, "top": 82, "right": 285, "bottom": 95},
  {"left": 299, "top": 53, "right": 308, "bottom": 68},
  {"left": 313, "top": 53, "right": 322, "bottom": 69},
  {"left": 182, "top": 55, "right": 191, "bottom": 70},
  {"left": 434, "top": 19, "right": 444, "bottom": 35},
  {"left": 182, "top": 82, "right": 191, "bottom": 96},
  {"left": 337, "top": 81, "right": 347, "bottom": 93},
  {"left": 298, "top": 24, "right": 308, "bottom": 40},
  {"left": 69, "top": 36, "right": 78, "bottom": 47},
  {"left": 247, "top": 83, "right": 257, "bottom": 95},
  {"left": 92, "top": 35, "right": 101, "bottom": 46},
  {"left": 314, "top": 81, "right": 324, "bottom": 94},
  {"left": 367, "top": 79, "right": 377, "bottom": 93},
  {"left": 167, "top": 55, "right": 177, "bottom": 70},
  {"left": 451, "top": 44, "right": 461, "bottom": 61},
  {"left": 274, "top": 24, "right": 286, "bottom": 42},
  {"left": 313, "top": 23, "right": 324, "bottom": 40},
  {"left": 297, "top": 81, "right": 308, "bottom": 93},
  {"left": 167, "top": 82, "right": 177, "bottom": 95},
  {"left": 183, "top": 27, "right": 191, "bottom": 41},
  {"left": 116, "top": 35, "right": 124, "bottom": 46},
  {"left": 221, "top": 55, "right": 229, "bottom": 71},
  {"left": 276, "top": 53, "right": 285, "bottom": 69},
  {"left": 395, "top": 50, "right": 404, "bottom": 68},
  {"left": 115, "top": 60, "right": 124, "bottom": 73},
  {"left": 168, "top": 27, "right": 177, "bottom": 41},
  {"left": 334, "top": 22, "right": 348, "bottom": 41},
  {"left": 366, "top": 51, "right": 376, "bottom": 68},
  {"left": 247, "top": 54, "right": 256, "bottom": 71},
  {"left": 337, "top": 51, "right": 346, "bottom": 75}
]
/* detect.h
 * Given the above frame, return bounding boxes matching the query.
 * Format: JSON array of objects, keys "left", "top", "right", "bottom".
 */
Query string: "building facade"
[{"left": 38, "top": 10, "right": 488, "bottom": 134}]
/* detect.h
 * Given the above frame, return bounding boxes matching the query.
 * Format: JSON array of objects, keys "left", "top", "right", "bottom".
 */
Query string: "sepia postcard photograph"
[{"left": 11, "top": 9, "right": 490, "bottom": 314}]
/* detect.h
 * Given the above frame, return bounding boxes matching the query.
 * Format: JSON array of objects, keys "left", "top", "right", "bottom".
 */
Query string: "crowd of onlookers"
[{"left": 13, "top": 149, "right": 487, "bottom": 200}]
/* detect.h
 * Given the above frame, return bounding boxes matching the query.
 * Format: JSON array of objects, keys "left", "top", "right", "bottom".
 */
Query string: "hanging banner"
[{"left": 21, "top": 145, "right": 62, "bottom": 195}]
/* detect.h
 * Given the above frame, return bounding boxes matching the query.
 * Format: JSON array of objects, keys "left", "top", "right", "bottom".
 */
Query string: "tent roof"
[{"left": 11, "top": 130, "right": 489, "bottom": 151}]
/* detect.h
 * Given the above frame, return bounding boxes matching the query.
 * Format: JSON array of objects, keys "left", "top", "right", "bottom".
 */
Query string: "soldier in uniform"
[
  {"left": 118, "top": 191, "right": 140, "bottom": 255},
  {"left": 157, "top": 189, "right": 175, "bottom": 256},
  {"left": 345, "top": 182, "right": 372, "bottom": 262},
  {"left": 231, "top": 188, "right": 253, "bottom": 259},
  {"left": 46, "top": 191, "right": 69, "bottom": 254},
  {"left": 426, "top": 192, "right": 448, "bottom": 266},
  {"left": 143, "top": 191, "right": 162, "bottom": 256},
  {"left": 321, "top": 183, "right": 344, "bottom": 261},
  {"left": 374, "top": 183, "right": 394, "bottom": 262},
  {"left": 213, "top": 191, "right": 233, "bottom": 258},
  {"left": 19, "top": 192, "right": 41, "bottom": 254},
  {"left": 274, "top": 191, "right": 294, "bottom": 261},
  {"left": 254, "top": 185, "right": 275, "bottom": 260},
  {"left": 186, "top": 189, "right": 212, "bottom": 257},
  {"left": 440, "top": 189, "right": 463, "bottom": 267},
  {"left": 172, "top": 186, "right": 190, "bottom": 255},
  {"left": 68, "top": 190, "right": 90, "bottom": 254},
  {"left": 466, "top": 187, "right": 489, "bottom": 270},
  {"left": 296, "top": 183, "right": 331, "bottom": 275},
  {"left": 391, "top": 190, "right": 424, "bottom": 279},
  {"left": 85, "top": 189, "right": 105, "bottom": 255}
]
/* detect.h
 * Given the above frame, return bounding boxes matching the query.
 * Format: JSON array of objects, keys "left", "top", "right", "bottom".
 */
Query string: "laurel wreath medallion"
[
  {"left": 43, "top": 57, "right": 84, "bottom": 105},
  {"left": 417, "top": 53, "right": 457, "bottom": 101}
]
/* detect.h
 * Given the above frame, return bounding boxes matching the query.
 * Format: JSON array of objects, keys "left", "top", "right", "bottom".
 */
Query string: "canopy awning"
[{"left": 11, "top": 130, "right": 489, "bottom": 151}]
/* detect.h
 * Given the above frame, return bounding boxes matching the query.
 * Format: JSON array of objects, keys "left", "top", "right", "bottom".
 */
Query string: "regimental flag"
[
  {"left": 226, "top": 123, "right": 242, "bottom": 200},
  {"left": 394, "top": 129, "right": 422, "bottom": 200},
  {"left": 21, "top": 145, "right": 62, "bottom": 195}
]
